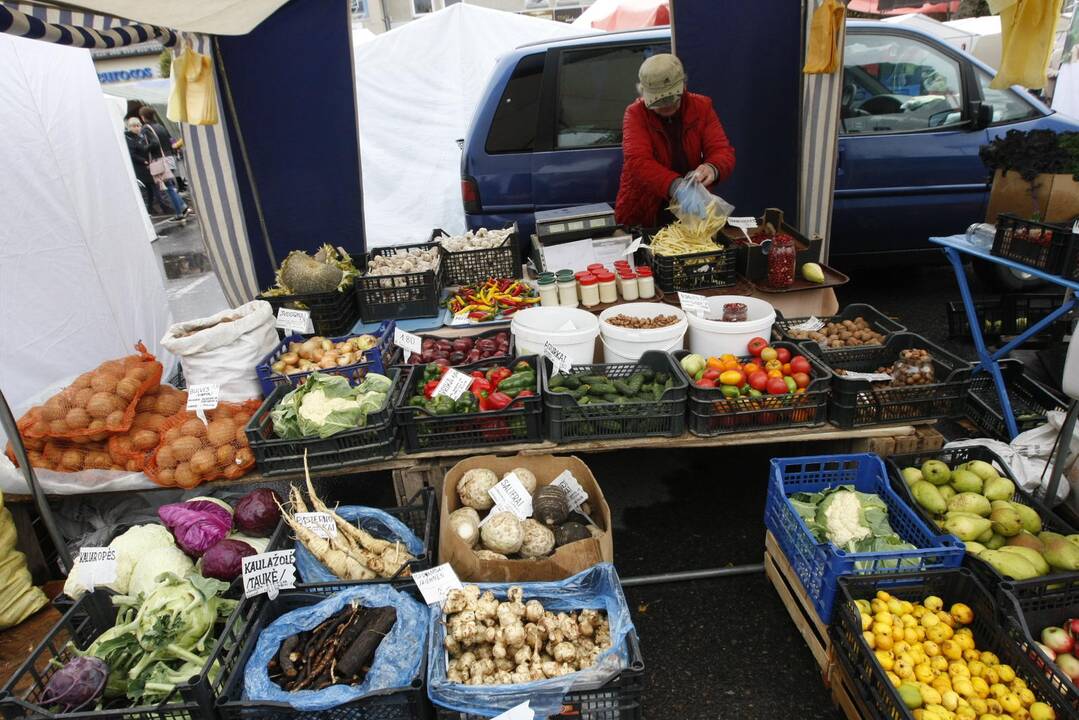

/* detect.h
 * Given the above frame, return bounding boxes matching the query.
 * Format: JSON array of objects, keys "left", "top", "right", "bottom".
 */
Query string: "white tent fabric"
[
  {"left": 943, "top": 16, "right": 1003, "bottom": 69},
  {"left": 354, "top": 4, "right": 591, "bottom": 247},
  {"left": 0, "top": 33, "right": 172, "bottom": 417}
]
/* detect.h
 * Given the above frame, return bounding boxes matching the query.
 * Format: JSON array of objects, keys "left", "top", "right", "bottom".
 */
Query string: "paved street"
[{"left": 148, "top": 211, "right": 230, "bottom": 323}]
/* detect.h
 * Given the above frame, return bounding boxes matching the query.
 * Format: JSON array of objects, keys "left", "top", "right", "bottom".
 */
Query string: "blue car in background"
[{"left": 461, "top": 22, "right": 1079, "bottom": 288}]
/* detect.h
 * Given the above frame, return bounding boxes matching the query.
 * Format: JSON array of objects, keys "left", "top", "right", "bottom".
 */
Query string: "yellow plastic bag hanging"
[
  {"left": 166, "top": 46, "right": 220, "bottom": 126},
  {"left": 803, "top": 0, "right": 846, "bottom": 74},
  {"left": 990, "top": 0, "right": 1063, "bottom": 90},
  {"left": 166, "top": 47, "right": 190, "bottom": 123}
]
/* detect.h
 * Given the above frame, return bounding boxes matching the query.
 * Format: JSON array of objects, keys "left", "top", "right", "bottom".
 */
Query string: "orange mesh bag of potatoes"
[
  {"left": 20, "top": 343, "right": 163, "bottom": 441},
  {"left": 6, "top": 412, "right": 124, "bottom": 472},
  {"left": 107, "top": 385, "right": 189, "bottom": 471},
  {"left": 143, "top": 399, "right": 261, "bottom": 488}
]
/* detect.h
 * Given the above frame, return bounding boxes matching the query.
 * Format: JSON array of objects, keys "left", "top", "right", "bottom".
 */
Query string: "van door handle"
[{"left": 836, "top": 145, "right": 846, "bottom": 178}]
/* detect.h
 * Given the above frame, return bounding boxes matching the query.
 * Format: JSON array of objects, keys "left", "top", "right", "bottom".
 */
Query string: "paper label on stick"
[
  {"left": 551, "top": 470, "right": 589, "bottom": 513},
  {"left": 543, "top": 341, "right": 573, "bottom": 374},
  {"left": 677, "top": 292, "right": 710, "bottom": 317},
  {"left": 450, "top": 313, "right": 472, "bottom": 326},
  {"left": 295, "top": 512, "right": 338, "bottom": 539},
  {"left": 275, "top": 307, "right": 314, "bottom": 334},
  {"left": 413, "top": 563, "right": 463, "bottom": 605},
  {"left": 728, "top": 217, "right": 758, "bottom": 230},
  {"left": 433, "top": 368, "right": 472, "bottom": 400},
  {"left": 791, "top": 316, "right": 825, "bottom": 332},
  {"left": 487, "top": 474, "right": 533, "bottom": 520},
  {"left": 840, "top": 370, "right": 893, "bottom": 382},
  {"left": 493, "top": 702, "right": 535, "bottom": 720},
  {"left": 77, "top": 547, "right": 117, "bottom": 589},
  {"left": 622, "top": 237, "right": 643, "bottom": 256},
  {"left": 186, "top": 383, "right": 219, "bottom": 424},
  {"left": 242, "top": 550, "right": 296, "bottom": 600},
  {"left": 394, "top": 327, "right": 422, "bottom": 361}
]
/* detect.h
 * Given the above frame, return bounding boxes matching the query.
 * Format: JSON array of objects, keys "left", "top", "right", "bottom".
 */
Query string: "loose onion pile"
[
  {"left": 144, "top": 401, "right": 261, "bottom": 488},
  {"left": 270, "top": 335, "right": 379, "bottom": 376}
]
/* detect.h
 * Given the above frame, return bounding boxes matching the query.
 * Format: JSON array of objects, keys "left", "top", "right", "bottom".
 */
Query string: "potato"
[
  {"left": 41, "top": 400, "right": 64, "bottom": 422},
  {"left": 43, "top": 443, "right": 63, "bottom": 463},
  {"left": 171, "top": 436, "right": 202, "bottom": 462},
  {"left": 72, "top": 388, "right": 94, "bottom": 409},
  {"left": 137, "top": 395, "right": 158, "bottom": 412},
  {"left": 156, "top": 467, "right": 175, "bottom": 486},
  {"left": 71, "top": 372, "right": 93, "bottom": 390},
  {"left": 164, "top": 426, "right": 182, "bottom": 444},
  {"left": 222, "top": 463, "right": 245, "bottom": 480},
  {"left": 87, "top": 392, "right": 116, "bottom": 419},
  {"left": 214, "top": 444, "right": 236, "bottom": 467},
  {"left": 105, "top": 410, "right": 125, "bottom": 428},
  {"left": 127, "top": 365, "right": 151, "bottom": 382},
  {"left": 132, "top": 429, "right": 159, "bottom": 451},
  {"left": 206, "top": 419, "right": 236, "bottom": 448},
  {"left": 174, "top": 463, "right": 198, "bottom": 488},
  {"left": 133, "top": 413, "right": 165, "bottom": 431},
  {"left": 59, "top": 449, "right": 84, "bottom": 471},
  {"left": 49, "top": 419, "right": 69, "bottom": 434},
  {"left": 181, "top": 418, "right": 207, "bottom": 438},
  {"left": 84, "top": 451, "right": 112, "bottom": 470},
  {"left": 190, "top": 448, "right": 216, "bottom": 476},
  {"left": 156, "top": 445, "right": 178, "bottom": 469},
  {"left": 65, "top": 407, "right": 91, "bottom": 429},
  {"left": 156, "top": 391, "right": 185, "bottom": 417},
  {"left": 89, "top": 419, "right": 107, "bottom": 432},
  {"left": 235, "top": 424, "right": 249, "bottom": 444},
  {"left": 234, "top": 446, "right": 254, "bottom": 468},
  {"left": 115, "top": 376, "right": 141, "bottom": 401},
  {"left": 90, "top": 373, "right": 119, "bottom": 393}
]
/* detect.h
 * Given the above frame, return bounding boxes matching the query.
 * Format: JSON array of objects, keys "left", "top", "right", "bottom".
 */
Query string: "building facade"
[{"left": 91, "top": 42, "right": 163, "bottom": 84}]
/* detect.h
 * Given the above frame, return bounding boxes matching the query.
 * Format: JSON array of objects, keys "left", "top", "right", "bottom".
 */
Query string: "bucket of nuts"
[{"left": 597, "top": 303, "right": 688, "bottom": 363}]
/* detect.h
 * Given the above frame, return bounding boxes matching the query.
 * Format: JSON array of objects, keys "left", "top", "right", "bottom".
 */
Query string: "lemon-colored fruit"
[
  {"left": 916, "top": 663, "right": 936, "bottom": 682},
  {"left": 863, "top": 630, "right": 876, "bottom": 649},
  {"left": 877, "top": 633, "right": 894, "bottom": 651},
  {"left": 990, "top": 683, "right": 1010, "bottom": 699},
  {"left": 1029, "top": 701, "right": 1056, "bottom": 720},
  {"left": 899, "top": 682, "right": 925, "bottom": 709},
  {"left": 925, "top": 595, "right": 944, "bottom": 611},
  {"left": 956, "top": 708, "right": 976, "bottom": 720},
  {"left": 942, "top": 640, "right": 964, "bottom": 660},
  {"left": 931, "top": 656, "right": 950, "bottom": 672},
  {"left": 896, "top": 659, "right": 915, "bottom": 680},
  {"left": 876, "top": 650, "right": 895, "bottom": 671},
  {"left": 1017, "top": 688, "right": 1035, "bottom": 706},
  {"left": 950, "top": 662, "right": 972, "bottom": 678},
  {"left": 997, "top": 665, "right": 1015, "bottom": 683},
  {"left": 923, "top": 613, "right": 941, "bottom": 628},
  {"left": 943, "top": 690, "right": 960, "bottom": 712},
  {"left": 951, "top": 602, "right": 974, "bottom": 624},
  {"left": 969, "top": 698, "right": 988, "bottom": 714},
  {"left": 1000, "top": 693, "right": 1022, "bottom": 714},
  {"left": 887, "top": 670, "right": 902, "bottom": 688},
  {"left": 971, "top": 676, "right": 990, "bottom": 698},
  {"left": 964, "top": 648, "right": 983, "bottom": 662},
  {"left": 980, "top": 651, "right": 1000, "bottom": 666},
  {"left": 921, "top": 686, "right": 943, "bottom": 706}
]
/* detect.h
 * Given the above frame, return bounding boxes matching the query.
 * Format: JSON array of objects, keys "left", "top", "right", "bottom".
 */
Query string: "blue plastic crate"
[
  {"left": 256, "top": 320, "right": 396, "bottom": 397},
  {"left": 764, "top": 453, "right": 964, "bottom": 623}
]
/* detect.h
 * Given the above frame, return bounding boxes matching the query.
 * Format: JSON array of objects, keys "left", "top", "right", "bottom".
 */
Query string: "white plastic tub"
[
  {"left": 685, "top": 295, "right": 775, "bottom": 358},
  {"left": 597, "top": 304, "right": 688, "bottom": 363},
  {"left": 511, "top": 306, "right": 600, "bottom": 365}
]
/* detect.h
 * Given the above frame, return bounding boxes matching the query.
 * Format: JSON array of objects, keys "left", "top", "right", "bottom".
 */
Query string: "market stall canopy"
[
  {"left": 943, "top": 15, "right": 1004, "bottom": 69},
  {"left": 847, "top": 0, "right": 960, "bottom": 15},
  {"left": 11, "top": 0, "right": 288, "bottom": 35},
  {"left": 571, "top": 0, "right": 669, "bottom": 31},
  {"left": 355, "top": 3, "right": 591, "bottom": 247}
]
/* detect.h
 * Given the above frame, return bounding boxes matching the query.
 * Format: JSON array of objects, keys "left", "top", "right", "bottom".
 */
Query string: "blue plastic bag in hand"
[
  {"left": 295, "top": 506, "right": 424, "bottom": 584},
  {"left": 671, "top": 178, "right": 735, "bottom": 225},
  {"left": 243, "top": 584, "right": 427, "bottom": 711},
  {"left": 426, "top": 563, "right": 635, "bottom": 718}
]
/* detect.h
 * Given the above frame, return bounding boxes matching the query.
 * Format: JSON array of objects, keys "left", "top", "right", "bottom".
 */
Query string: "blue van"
[{"left": 461, "top": 22, "right": 1079, "bottom": 287}]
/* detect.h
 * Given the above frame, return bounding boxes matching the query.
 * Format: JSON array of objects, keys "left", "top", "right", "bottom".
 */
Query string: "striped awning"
[{"left": 0, "top": 2, "right": 176, "bottom": 47}]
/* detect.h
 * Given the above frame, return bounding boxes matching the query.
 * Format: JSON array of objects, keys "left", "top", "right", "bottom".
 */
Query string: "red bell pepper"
[
  {"left": 423, "top": 379, "right": 441, "bottom": 398},
  {"left": 510, "top": 389, "right": 535, "bottom": 407},
  {"left": 470, "top": 370, "right": 486, "bottom": 380},
  {"left": 484, "top": 391, "right": 513, "bottom": 411},
  {"left": 486, "top": 367, "right": 512, "bottom": 387}
]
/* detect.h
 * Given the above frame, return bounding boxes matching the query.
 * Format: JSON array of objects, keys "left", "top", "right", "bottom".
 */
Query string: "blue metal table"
[{"left": 930, "top": 235, "right": 1077, "bottom": 440}]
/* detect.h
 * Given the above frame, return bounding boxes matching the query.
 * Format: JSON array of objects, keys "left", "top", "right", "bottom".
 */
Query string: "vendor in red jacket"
[{"left": 615, "top": 54, "right": 736, "bottom": 228}]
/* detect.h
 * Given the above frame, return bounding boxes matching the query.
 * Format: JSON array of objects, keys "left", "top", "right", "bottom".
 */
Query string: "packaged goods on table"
[
  {"left": 0, "top": 490, "right": 48, "bottom": 629},
  {"left": 445, "top": 278, "right": 539, "bottom": 323}
]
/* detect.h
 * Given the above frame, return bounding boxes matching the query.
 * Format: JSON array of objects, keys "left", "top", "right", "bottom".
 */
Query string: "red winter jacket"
[{"left": 615, "top": 92, "right": 736, "bottom": 228}]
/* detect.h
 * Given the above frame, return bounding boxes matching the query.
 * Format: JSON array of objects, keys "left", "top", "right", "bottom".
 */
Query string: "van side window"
[
  {"left": 556, "top": 44, "right": 669, "bottom": 149},
  {"left": 975, "top": 68, "right": 1041, "bottom": 124},
  {"left": 486, "top": 53, "right": 545, "bottom": 154}
]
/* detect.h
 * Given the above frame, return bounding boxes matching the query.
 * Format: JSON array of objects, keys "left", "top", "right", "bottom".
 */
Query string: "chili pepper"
[{"left": 485, "top": 391, "right": 513, "bottom": 411}]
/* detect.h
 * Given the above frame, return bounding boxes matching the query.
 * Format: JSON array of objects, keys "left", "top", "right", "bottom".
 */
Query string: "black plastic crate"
[
  {"left": 992, "top": 213, "right": 1079, "bottom": 280},
  {"left": 431, "top": 225, "right": 522, "bottom": 286},
  {"left": 641, "top": 229, "right": 738, "bottom": 292},
  {"left": 834, "top": 568, "right": 1077, "bottom": 720},
  {"left": 829, "top": 625, "right": 888, "bottom": 720},
  {"left": 887, "top": 445, "right": 1078, "bottom": 598},
  {"left": 245, "top": 368, "right": 405, "bottom": 477},
  {"left": 255, "top": 321, "right": 397, "bottom": 397},
  {"left": 387, "top": 327, "right": 514, "bottom": 373},
  {"left": 947, "top": 293, "right": 1074, "bottom": 344},
  {"left": 0, "top": 586, "right": 259, "bottom": 720},
  {"left": 260, "top": 285, "right": 361, "bottom": 338},
  {"left": 802, "top": 332, "right": 972, "bottom": 428},
  {"left": 1000, "top": 575, "right": 1079, "bottom": 712},
  {"left": 433, "top": 633, "right": 645, "bottom": 720},
  {"left": 356, "top": 243, "right": 443, "bottom": 323},
  {"left": 966, "top": 359, "right": 1069, "bottom": 440},
  {"left": 540, "top": 350, "right": 686, "bottom": 443},
  {"left": 394, "top": 358, "right": 543, "bottom": 453},
  {"left": 670, "top": 345, "right": 830, "bottom": 437},
  {"left": 217, "top": 588, "right": 431, "bottom": 720},
  {"left": 773, "top": 304, "right": 905, "bottom": 352}
]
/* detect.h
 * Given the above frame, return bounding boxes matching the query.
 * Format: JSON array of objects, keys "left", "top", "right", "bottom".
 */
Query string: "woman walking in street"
[{"left": 135, "top": 111, "right": 190, "bottom": 221}]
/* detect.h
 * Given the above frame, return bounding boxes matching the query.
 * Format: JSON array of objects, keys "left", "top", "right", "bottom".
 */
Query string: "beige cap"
[{"left": 639, "top": 54, "right": 685, "bottom": 109}]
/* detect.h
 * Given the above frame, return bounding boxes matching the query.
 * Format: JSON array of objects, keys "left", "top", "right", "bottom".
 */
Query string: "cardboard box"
[
  {"left": 439, "top": 453, "right": 614, "bottom": 582},
  {"left": 986, "top": 170, "right": 1079, "bottom": 224}
]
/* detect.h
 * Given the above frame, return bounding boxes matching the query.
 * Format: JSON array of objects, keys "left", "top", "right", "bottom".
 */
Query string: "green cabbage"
[{"left": 271, "top": 372, "right": 391, "bottom": 439}]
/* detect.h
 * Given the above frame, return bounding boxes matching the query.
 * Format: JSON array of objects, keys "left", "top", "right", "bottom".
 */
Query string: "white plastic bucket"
[
  {"left": 685, "top": 295, "right": 775, "bottom": 358},
  {"left": 597, "top": 304, "right": 688, "bottom": 363},
  {"left": 511, "top": 306, "right": 600, "bottom": 365}
]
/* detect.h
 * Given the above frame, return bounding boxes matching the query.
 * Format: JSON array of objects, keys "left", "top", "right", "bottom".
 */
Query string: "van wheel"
[{"left": 972, "top": 258, "right": 1045, "bottom": 291}]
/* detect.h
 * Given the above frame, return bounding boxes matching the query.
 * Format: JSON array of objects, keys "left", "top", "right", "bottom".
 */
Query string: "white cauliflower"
[
  {"left": 299, "top": 390, "right": 361, "bottom": 425},
  {"left": 820, "top": 490, "right": 871, "bottom": 548}
]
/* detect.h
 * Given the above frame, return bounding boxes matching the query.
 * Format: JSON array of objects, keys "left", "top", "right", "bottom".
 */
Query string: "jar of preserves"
[
  {"left": 767, "top": 234, "right": 796, "bottom": 288},
  {"left": 537, "top": 275, "right": 559, "bottom": 307},
  {"left": 578, "top": 273, "right": 600, "bottom": 307},
  {"left": 722, "top": 302, "right": 747, "bottom": 322},
  {"left": 556, "top": 269, "right": 578, "bottom": 307},
  {"left": 618, "top": 270, "right": 639, "bottom": 301},
  {"left": 596, "top": 271, "right": 618, "bottom": 304},
  {"left": 635, "top": 266, "right": 655, "bottom": 299}
]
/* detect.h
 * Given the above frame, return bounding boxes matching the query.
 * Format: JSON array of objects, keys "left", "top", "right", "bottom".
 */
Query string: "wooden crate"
[
  {"left": 763, "top": 530, "right": 831, "bottom": 675},
  {"left": 829, "top": 647, "right": 875, "bottom": 720},
  {"left": 865, "top": 424, "right": 944, "bottom": 458}
]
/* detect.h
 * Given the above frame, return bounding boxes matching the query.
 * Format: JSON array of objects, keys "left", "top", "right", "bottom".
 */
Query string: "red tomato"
[
  {"left": 792, "top": 372, "right": 811, "bottom": 389},
  {"left": 696, "top": 378, "right": 717, "bottom": 388},
  {"left": 790, "top": 356, "right": 811, "bottom": 375},
  {"left": 747, "top": 337, "right": 769, "bottom": 357},
  {"left": 766, "top": 377, "right": 789, "bottom": 395},
  {"left": 702, "top": 368, "right": 722, "bottom": 381},
  {"left": 781, "top": 363, "right": 792, "bottom": 376},
  {"left": 776, "top": 346, "right": 792, "bottom": 364},
  {"left": 748, "top": 371, "right": 769, "bottom": 391}
]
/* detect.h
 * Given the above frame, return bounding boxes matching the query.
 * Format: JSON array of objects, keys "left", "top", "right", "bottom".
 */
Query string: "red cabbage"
[
  {"left": 200, "top": 539, "right": 256, "bottom": 581},
  {"left": 233, "top": 489, "right": 282, "bottom": 537},
  {"left": 158, "top": 499, "right": 233, "bottom": 557},
  {"left": 40, "top": 656, "right": 107, "bottom": 711}
]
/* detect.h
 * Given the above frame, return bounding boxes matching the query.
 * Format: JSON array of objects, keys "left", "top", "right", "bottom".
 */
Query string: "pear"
[
  {"left": 998, "top": 546, "right": 1050, "bottom": 576},
  {"left": 1008, "top": 502, "right": 1043, "bottom": 535},
  {"left": 921, "top": 460, "right": 952, "bottom": 486},
  {"left": 989, "top": 506, "right": 1024, "bottom": 537},
  {"left": 1069, "top": 534, "right": 1079, "bottom": 547},
  {"left": 949, "top": 469, "right": 983, "bottom": 494},
  {"left": 964, "top": 541, "right": 988, "bottom": 554},
  {"left": 1006, "top": 531, "right": 1045, "bottom": 554},
  {"left": 983, "top": 475, "right": 1016, "bottom": 502},
  {"left": 975, "top": 526, "right": 995, "bottom": 544},
  {"left": 947, "top": 492, "right": 992, "bottom": 518},
  {"left": 901, "top": 467, "right": 924, "bottom": 486},
  {"left": 911, "top": 481, "right": 947, "bottom": 516},
  {"left": 942, "top": 514, "right": 992, "bottom": 542},
  {"left": 938, "top": 486, "right": 956, "bottom": 504},
  {"left": 984, "top": 533, "right": 1007, "bottom": 550},
  {"left": 978, "top": 549, "right": 1041, "bottom": 580},
  {"left": 965, "top": 459, "right": 1000, "bottom": 482},
  {"left": 801, "top": 262, "right": 825, "bottom": 284},
  {"left": 1042, "top": 534, "right": 1079, "bottom": 571}
]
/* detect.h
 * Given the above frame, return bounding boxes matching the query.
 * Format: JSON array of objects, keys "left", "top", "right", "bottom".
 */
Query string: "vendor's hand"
[{"left": 688, "top": 164, "right": 716, "bottom": 186}]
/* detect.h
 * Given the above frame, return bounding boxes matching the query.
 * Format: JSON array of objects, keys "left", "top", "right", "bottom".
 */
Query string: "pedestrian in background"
[
  {"left": 138, "top": 106, "right": 187, "bottom": 192},
  {"left": 137, "top": 112, "right": 190, "bottom": 222},
  {"left": 124, "top": 117, "right": 166, "bottom": 215}
]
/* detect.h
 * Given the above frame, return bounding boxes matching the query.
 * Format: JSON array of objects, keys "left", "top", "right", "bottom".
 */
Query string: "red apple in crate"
[
  {"left": 1055, "top": 652, "right": 1079, "bottom": 683},
  {"left": 1042, "top": 626, "right": 1074, "bottom": 655}
]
